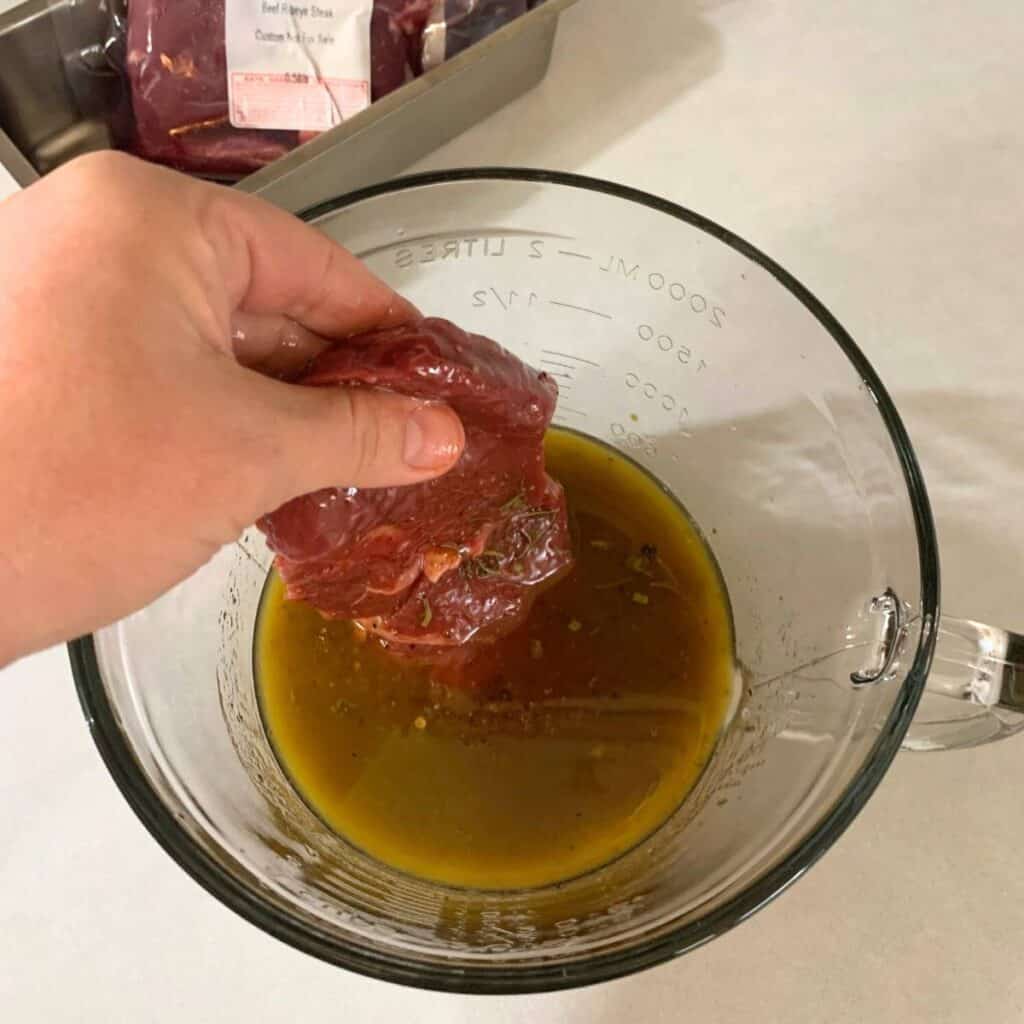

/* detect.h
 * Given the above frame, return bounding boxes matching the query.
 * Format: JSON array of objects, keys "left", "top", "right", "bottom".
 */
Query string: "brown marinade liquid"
[{"left": 255, "top": 428, "right": 735, "bottom": 889}]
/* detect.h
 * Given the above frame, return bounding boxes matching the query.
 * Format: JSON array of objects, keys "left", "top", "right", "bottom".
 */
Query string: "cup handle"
[{"left": 903, "top": 617, "right": 1024, "bottom": 750}]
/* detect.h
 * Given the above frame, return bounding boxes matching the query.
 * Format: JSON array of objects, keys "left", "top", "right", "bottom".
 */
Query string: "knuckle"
[
  {"left": 58, "top": 152, "right": 141, "bottom": 211},
  {"left": 67, "top": 149, "right": 131, "bottom": 181},
  {"left": 48, "top": 154, "right": 118, "bottom": 221}
]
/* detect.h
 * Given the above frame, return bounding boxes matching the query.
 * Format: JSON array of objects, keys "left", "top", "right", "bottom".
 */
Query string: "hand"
[{"left": 0, "top": 151, "right": 464, "bottom": 664}]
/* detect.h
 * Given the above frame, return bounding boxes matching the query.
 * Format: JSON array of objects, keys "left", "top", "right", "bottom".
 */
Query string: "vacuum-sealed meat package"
[
  {"left": 118, "top": 0, "right": 535, "bottom": 178},
  {"left": 422, "top": 1, "right": 528, "bottom": 71},
  {"left": 124, "top": 0, "right": 375, "bottom": 176},
  {"left": 257, "top": 317, "right": 574, "bottom": 650}
]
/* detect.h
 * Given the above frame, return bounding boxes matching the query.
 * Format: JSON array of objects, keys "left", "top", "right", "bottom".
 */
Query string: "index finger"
[{"left": 202, "top": 185, "right": 419, "bottom": 338}]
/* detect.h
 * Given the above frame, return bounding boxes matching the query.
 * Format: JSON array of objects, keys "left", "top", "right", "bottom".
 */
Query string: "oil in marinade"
[{"left": 255, "top": 428, "right": 734, "bottom": 890}]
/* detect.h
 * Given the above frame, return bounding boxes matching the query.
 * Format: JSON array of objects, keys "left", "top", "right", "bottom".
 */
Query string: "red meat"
[
  {"left": 257, "top": 318, "right": 573, "bottom": 648},
  {"left": 123, "top": 0, "right": 430, "bottom": 176},
  {"left": 124, "top": 0, "right": 295, "bottom": 176},
  {"left": 372, "top": 0, "right": 435, "bottom": 90}
]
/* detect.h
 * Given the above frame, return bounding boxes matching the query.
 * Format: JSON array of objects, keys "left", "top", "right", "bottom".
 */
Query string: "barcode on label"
[{"left": 230, "top": 72, "right": 369, "bottom": 132}]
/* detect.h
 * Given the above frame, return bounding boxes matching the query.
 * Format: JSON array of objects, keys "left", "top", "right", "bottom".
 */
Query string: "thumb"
[{"left": 241, "top": 370, "right": 465, "bottom": 513}]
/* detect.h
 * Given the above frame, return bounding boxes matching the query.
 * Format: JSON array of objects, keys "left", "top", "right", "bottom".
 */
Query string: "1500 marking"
[{"left": 636, "top": 323, "right": 708, "bottom": 371}]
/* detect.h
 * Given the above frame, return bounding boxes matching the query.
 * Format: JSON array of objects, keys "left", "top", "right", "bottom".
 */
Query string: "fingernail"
[{"left": 403, "top": 403, "right": 464, "bottom": 470}]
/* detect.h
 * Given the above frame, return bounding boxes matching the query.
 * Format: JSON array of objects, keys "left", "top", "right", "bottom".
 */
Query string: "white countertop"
[
  {"left": 0, "top": 162, "right": 16, "bottom": 200},
  {"left": 3, "top": 1, "right": 1024, "bottom": 1020}
]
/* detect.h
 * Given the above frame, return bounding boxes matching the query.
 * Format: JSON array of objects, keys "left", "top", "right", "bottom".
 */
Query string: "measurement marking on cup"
[
  {"left": 541, "top": 350, "right": 602, "bottom": 368},
  {"left": 557, "top": 250, "right": 592, "bottom": 261},
  {"left": 541, "top": 350, "right": 598, "bottom": 401},
  {"left": 623, "top": 373, "right": 685, "bottom": 414},
  {"left": 610, "top": 422, "right": 657, "bottom": 456},
  {"left": 592, "top": 252, "right": 728, "bottom": 328},
  {"left": 556, "top": 405, "right": 588, "bottom": 419},
  {"left": 549, "top": 300, "right": 613, "bottom": 320},
  {"left": 471, "top": 289, "right": 539, "bottom": 309}
]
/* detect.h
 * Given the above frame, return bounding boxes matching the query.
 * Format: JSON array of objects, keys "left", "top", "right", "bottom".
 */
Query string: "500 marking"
[{"left": 610, "top": 422, "right": 657, "bottom": 457}]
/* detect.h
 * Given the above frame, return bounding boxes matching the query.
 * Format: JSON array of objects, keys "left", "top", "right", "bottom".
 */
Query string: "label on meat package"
[{"left": 225, "top": 0, "right": 373, "bottom": 132}]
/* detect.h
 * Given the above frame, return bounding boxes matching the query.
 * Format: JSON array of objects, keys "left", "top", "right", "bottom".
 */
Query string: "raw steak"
[
  {"left": 124, "top": 0, "right": 296, "bottom": 176},
  {"left": 123, "top": 0, "right": 432, "bottom": 176},
  {"left": 372, "top": 0, "right": 435, "bottom": 92},
  {"left": 257, "top": 318, "right": 573, "bottom": 648}
]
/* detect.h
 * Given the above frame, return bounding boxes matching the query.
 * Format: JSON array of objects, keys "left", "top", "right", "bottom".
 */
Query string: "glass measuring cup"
[{"left": 70, "top": 170, "right": 1024, "bottom": 993}]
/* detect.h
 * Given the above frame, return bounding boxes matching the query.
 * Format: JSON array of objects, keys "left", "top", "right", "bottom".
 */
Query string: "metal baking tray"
[{"left": 0, "top": 0, "right": 578, "bottom": 210}]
